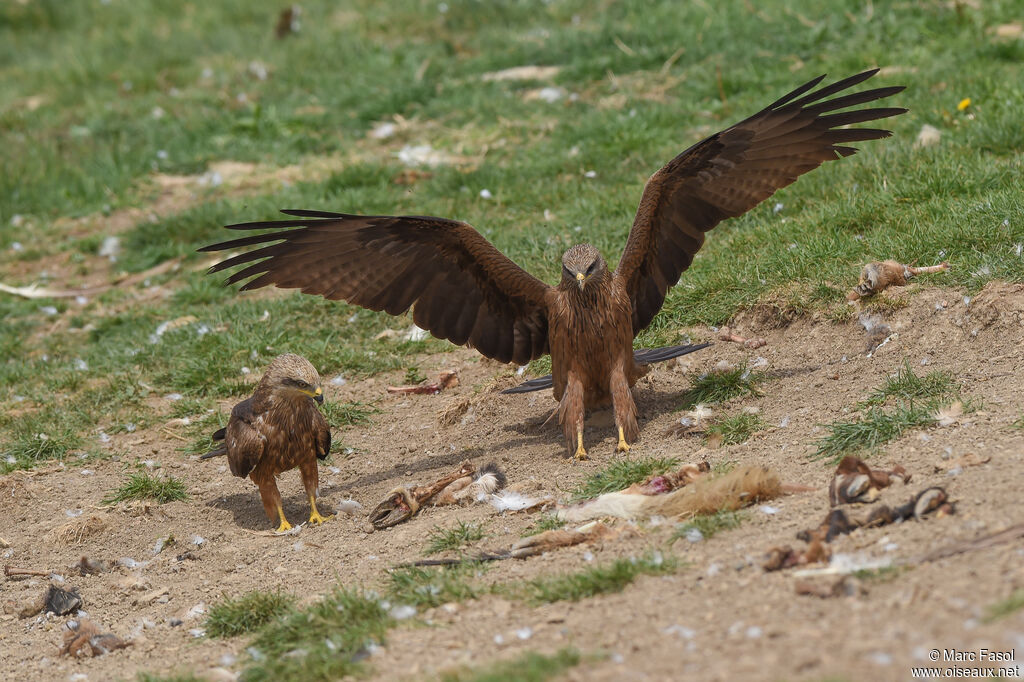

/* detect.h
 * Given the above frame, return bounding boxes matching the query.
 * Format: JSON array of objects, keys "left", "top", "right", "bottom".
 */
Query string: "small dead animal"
[
  {"left": 60, "top": 619, "right": 132, "bottom": 658},
  {"left": 848, "top": 260, "right": 950, "bottom": 301},
  {"left": 829, "top": 456, "right": 910, "bottom": 506}
]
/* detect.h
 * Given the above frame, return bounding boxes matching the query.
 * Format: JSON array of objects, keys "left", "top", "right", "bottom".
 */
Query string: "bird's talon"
[
  {"left": 308, "top": 511, "right": 332, "bottom": 526},
  {"left": 275, "top": 520, "right": 293, "bottom": 533},
  {"left": 573, "top": 431, "right": 589, "bottom": 461},
  {"left": 616, "top": 426, "right": 631, "bottom": 453}
]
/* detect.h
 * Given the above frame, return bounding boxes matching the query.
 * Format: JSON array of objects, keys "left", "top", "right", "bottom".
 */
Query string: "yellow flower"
[{"left": 957, "top": 98, "right": 971, "bottom": 111}]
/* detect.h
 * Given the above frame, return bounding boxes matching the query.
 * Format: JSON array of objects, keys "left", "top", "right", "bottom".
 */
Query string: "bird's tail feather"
[
  {"left": 199, "top": 446, "right": 227, "bottom": 460},
  {"left": 501, "top": 342, "right": 711, "bottom": 394}
]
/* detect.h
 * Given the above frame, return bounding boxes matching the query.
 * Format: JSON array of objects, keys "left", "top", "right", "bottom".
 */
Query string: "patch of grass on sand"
[
  {"left": 678, "top": 365, "right": 766, "bottom": 409},
  {"left": 851, "top": 566, "right": 907, "bottom": 583},
  {"left": 813, "top": 364, "right": 970, "bottom": 463},
  {"left": 1011, "top": 414, "right": 1024, "bottom": 430},
  {"left": 243, "top": 588, "right": 392, "bottom": 682},
  {"left": 102, "top": 472, "right": 187, "bottom": 505},
  {"left": 570, "top": 456, "right": 678, "bottom": 501},
  {"left": 705, "top": 413, "right": 764, "bottom": 446},
  {"left": 858, "top": 362, "right": 958, "bottom": 408},
  {"left": 387, "top": 563, "right": 489, "bottom": 609},
  {"left": 205, "top": 590, "right": 296, "bottom": 638},
  {"left": 812, "top": 403, "right": 936, "bottom": 463},
  {"left": 519, "top": 552, "right": 677, "bottom": 604},
  {"left": 521, "top": 515, "right": 564, "bottom": 537},
  {"left": 984, "top": 589, "right": 1024, "bottom": 623},
  {"left": 0, "top": 410, "right": 83, "bottom": 473},
  {"left": 425, "top": 521, "right": 486, "bottom": 555},
  {"left": 439, "top": 648, "right": 582, "bottom": 682},
  {"left": 320, "top": 400, "right": 378, "bottom": 427},
  {"left": 671, "top": 509, "right": 746, "bottom": 543}
]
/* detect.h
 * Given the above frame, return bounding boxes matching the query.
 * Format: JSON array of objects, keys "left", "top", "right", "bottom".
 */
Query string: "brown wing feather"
[
  {"left": 200, "top": 211, "right": 552, "bottom": 365},
  {"left": 313, "top": 407, "right": 331, "bottom": 460},
  {"left": 224, "top": 398, "right": 266, "bottom": 478},
  {"left": 615, "top": 69, "right": 906, "bottom": 334}
]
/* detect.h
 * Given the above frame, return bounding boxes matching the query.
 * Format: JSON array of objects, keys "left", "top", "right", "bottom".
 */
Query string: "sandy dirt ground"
[{"left": 2, "top": 282, "right": 1023, "bottom": 682}]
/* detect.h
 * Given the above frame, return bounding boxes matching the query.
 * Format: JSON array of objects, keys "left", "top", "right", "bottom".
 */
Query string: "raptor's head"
[
  {"left": 262, "top": 353, "right": 323, "bottom": 404},
  {"left": 561, "top": 243, "right": 607, "bottom": 291}
]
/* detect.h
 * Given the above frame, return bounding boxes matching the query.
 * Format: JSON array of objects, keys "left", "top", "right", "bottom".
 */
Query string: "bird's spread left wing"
[
  {"left": 200, "top": 210, "right": 552, "bottom": 365},
  {"left": 614, "top": 69, "right": 906, "bottom": 334}
]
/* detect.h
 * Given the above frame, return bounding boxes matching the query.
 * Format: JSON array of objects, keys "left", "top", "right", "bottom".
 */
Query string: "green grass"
[
  {"left": 319, "top": 400, "right": 378, "bottom": 427},
  {"left": 3, "top": 0, "right": 1024, "bottom": 473},
  {"left": 205, "top": 590, "right": 296, "bottom": 638},
  {"left": 570, "top": 456, "right": 678, "bottom": 501},
  {"left": 705, "top": 413, "right": 764, "bottom": 446},
  {"left": 851, "top": 566, "right": 907, "bottom": 583},
  {"left": 1011, "top": 414, "right": 1024, "bottom": 430},
  {"left": 671, "top": 509, "right": 747, "bottom": 543},
  {"left": 858, "top": 362, "right": 958, "bottom": 408},
  {"left": 425, "top": 521, "right": 487, "bottom": 556},
  {"left": 983, "top": 589, "right": 1024, "bottom": 623},
  {"left": 519, "top": 552, "right": 677, "bottom": 604},
  {"left": 439, "top": 648, "right": 582, "bottom": 682},
  {"left": 678, "top": 365, "right": 766, "bottom": 409},
  {"left": 387, "top": 563, "right": 489, "bottom": 609},
  {"left": 521, "top": 515, "right": 565, "bottom": 537},
  {"left": 102, "top": 471, "right": 188, "bottom": 505},
  {"left": 242, "top": 588, "right": 392, "bottom": 682},
  {"left": 813, "top": 364, "right": 969, "bottom": 463},
  {"left": 404, "top": 366, "right": 427, "bottom": 385}
]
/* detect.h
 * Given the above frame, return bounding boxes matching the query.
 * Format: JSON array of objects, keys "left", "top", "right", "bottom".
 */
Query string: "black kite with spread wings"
[{"left": 201, "top": 69, "right": 905, "bottom": 459}]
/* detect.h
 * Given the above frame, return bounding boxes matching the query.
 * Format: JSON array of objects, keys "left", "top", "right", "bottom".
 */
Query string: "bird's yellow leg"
[
  {"left": 308, "top": 495, "right": 332, "bottom": 525},
  {"left": 275, "top": 504, "right": 292, "bottom": 533},
  {"left": 616, "top": 426, "right": 631, "bottom": 453},
  {"left": 573, "top": 430, "right": 589, "bottom": 461}
]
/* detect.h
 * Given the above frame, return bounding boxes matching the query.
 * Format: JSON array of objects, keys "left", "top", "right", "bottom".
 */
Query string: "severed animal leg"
[
  {"left": 718, "top": 326, "right": 766, "bottom": 349},
  {"left": 299, "top": 461, "right": 332, "bottom": 526}
]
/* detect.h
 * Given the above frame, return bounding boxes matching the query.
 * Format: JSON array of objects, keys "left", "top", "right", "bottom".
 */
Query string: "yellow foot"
[
  {"left": 308, "top": 509, "right": 333, "bottom": 526},
  {"left": 573, "top": 431, "right": 589, "bottom": 461},
  {"left": 274, "top": 503, "right": 292, "bottom": 533},
  {"left": 616, "top": 426, "right": 631, "bottom": 453}
]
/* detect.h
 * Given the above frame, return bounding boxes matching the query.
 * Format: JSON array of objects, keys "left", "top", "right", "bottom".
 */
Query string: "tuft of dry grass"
[{"left": 45, "top": 515, "right": 107, "bottom": 547}]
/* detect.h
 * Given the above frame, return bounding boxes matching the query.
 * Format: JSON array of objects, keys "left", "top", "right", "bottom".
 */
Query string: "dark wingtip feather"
[{"left": 279, "top": 208, "right": 345, "bottom": 218}]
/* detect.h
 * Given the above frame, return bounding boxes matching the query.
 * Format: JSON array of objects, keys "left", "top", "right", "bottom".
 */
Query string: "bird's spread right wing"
[
  {"left": 615, "top": 69, "right": 906, "bottom": 334},
  {"left": 200, "top": 211, "right": 552, "bottom": 365}
]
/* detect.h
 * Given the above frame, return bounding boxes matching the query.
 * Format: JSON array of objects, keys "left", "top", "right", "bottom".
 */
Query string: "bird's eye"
[{"left": 586, "top": 262, "right": 595, "bottom": 275}]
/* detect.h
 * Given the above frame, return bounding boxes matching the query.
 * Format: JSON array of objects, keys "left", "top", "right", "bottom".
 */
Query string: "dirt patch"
[{"left": 2, "top": 284, "right": 1023, "bottom": 681}]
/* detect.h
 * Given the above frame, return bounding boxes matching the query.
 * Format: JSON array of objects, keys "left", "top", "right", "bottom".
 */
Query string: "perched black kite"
[
  {"left": 201, "top": 69, "right": 905, "bottom": 460},
  {"left": 200, "top": 353, "right": 331, "bottom": 531}
]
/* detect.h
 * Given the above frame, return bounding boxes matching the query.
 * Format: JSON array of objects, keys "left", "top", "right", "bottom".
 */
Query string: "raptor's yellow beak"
[
  {"left": 576, "top": 272, "right": 585, "bottom": 289},
  {"left": 313, "top": 386, "right": 324, "bottom": 404}
]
